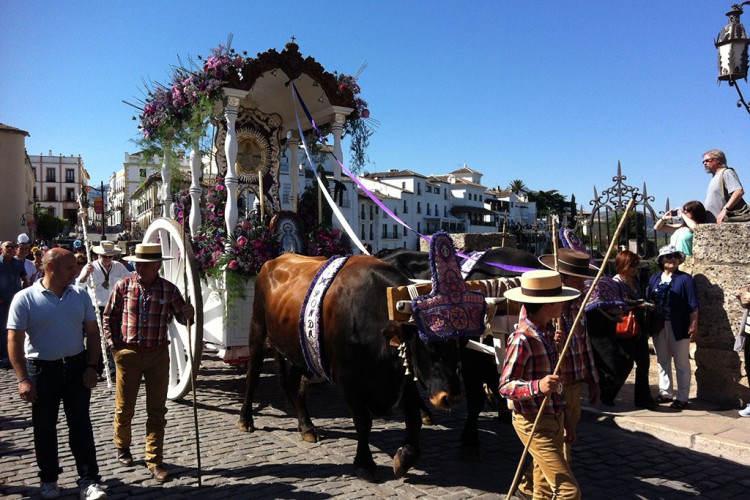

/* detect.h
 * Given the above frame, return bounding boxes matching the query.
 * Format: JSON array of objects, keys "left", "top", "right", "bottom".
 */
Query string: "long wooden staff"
[
  {"left": 506, "top": 198, "right": 635, "bottom": 499},
  {"left": 77, "top": 197, "right": 112, "bottom": 389},
  {"left": 182, "top": 224, "right": 202, "bottom": 487},
  {"left": 551, "top": 217, "right": 561, "bottom": 330}
]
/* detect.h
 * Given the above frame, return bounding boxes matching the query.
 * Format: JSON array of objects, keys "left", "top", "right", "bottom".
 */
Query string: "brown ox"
[{"left": 237, "top": 254, "right": 464, "bottom": 481}]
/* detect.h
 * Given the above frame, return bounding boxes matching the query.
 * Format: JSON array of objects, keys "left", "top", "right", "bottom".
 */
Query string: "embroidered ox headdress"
[{"left": 412, "top": 232, "right": 487, "bottom": 341}]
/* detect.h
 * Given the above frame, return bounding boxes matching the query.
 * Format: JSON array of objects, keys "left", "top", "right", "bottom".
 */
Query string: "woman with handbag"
[
  {"left": 647, "top": 245, "right": 699, "bottom": 411},
  {"left": 613, "top": 250, "right": 657, "bottom": 410}
]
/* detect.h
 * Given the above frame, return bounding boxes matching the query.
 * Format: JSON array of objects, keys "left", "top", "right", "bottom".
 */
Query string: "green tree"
[
  {"left": 507, "top": 179, "right": 528, "bottom": 195},
  {"left": 35, "top": 208, "right": 68, "bottom": 242},
  {"left": 529, "top": 189, "right": 568, "bottom": 218}
]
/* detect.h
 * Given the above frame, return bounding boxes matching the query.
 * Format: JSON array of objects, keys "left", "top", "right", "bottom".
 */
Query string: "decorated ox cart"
[
  {"left": 133, "top": 39, "right": 525, "bottom": 403},
  {"left": 133, "top": 40, "right": 371, "bottom": 399}
]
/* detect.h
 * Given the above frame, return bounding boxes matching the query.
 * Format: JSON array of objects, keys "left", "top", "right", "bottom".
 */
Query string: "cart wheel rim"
[{"left": 143, "top": 217, "right": 203, "bottom": 400}]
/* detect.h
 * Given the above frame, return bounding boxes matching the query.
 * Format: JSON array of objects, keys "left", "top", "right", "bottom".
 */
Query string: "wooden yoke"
[{"left": 387, "top": 277, "right": 522, "bottom": 323}]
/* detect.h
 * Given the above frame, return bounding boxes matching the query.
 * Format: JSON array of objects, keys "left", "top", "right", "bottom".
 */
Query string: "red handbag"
[{"left": 616, "top": 310, "right": 639, "bottom": 339}]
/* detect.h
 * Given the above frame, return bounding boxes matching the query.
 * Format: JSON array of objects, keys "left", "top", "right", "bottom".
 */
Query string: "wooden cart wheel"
[{"left": 143, "top": 217, "right": 203, "bottom": 400}]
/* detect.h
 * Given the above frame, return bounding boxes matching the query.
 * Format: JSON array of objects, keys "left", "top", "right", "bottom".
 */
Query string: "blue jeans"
[{"left": 26, "top": 354, "right": 100, "bottom": 484}]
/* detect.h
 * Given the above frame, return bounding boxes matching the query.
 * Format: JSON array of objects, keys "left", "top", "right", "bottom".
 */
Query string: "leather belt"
[{"left": 29, "top": 351, "right": 85, "bottom": 365}]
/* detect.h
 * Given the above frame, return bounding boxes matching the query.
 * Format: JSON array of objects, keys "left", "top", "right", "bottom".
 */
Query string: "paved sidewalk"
[{"left": 582, "top": 350, "right": 750, "bottom": 465}]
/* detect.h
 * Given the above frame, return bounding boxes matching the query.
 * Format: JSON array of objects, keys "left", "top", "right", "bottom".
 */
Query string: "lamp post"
[{"left": 716, "top": 2, "right": 750, "bottom": 114}]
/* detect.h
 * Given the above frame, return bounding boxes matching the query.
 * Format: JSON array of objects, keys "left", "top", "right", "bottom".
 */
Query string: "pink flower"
[
  {"left": 237, "top": 236, "right": 248, "bottom": 247},
  {"left": 216, "top": 185, "right": 224, "bottom": 191},
  {"left": 228, "top": 260, "right": 239, "bottom": 270},
  {"left": 361, "top": 109, "right": 370, "bottom": 119}
]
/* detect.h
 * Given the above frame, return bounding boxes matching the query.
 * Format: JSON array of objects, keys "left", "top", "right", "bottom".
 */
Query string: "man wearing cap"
[
  {"left": 7, "top": 248, "right": 107, "bottom": 499},
  {"left": 16, "top": 234, "right": 36, "bottom": 287},
  {"left": 500, "top": 270, "right": 581, "bottom": 499},
  {"left": 102, "top": 243, "right": 194, "bottom": 483},
  {"left": 1, "top": 240, "right": 27, "bottom": 368},
  {"left": 539, "top": 248, "right": 600, "bottom": 465}
]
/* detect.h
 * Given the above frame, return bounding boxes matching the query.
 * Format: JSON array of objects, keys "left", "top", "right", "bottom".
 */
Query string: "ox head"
[{"left": 384, "top": 322, "right": 464, "bottom": 410}]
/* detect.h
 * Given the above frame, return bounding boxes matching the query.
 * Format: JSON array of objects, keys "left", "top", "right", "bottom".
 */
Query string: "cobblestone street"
[{"left": 2, "top": 353, "right": 749, "bottom": 499}]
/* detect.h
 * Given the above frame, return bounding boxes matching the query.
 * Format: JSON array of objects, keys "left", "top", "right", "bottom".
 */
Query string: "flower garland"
[{"left": 335, "top": 73, "right": 373, "bottom": 173}]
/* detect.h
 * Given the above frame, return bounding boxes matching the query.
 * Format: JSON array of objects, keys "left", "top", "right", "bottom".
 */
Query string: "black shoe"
[
  {"left": 117, "top": 448, "right": 133, "bottom": 466},
  {"left": 635, "top": 400, "right": 658, "bottom": 410},
  {"left": 670, "top": 400, "right": 688, "bottom": 410}
]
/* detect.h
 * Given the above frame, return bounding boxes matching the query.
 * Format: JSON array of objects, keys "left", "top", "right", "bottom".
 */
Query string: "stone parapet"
[
  {"left": 692, "top": 222, "right": 750, "bottom": 407},
  {"left": 418, "top": 232, "right": 515, "bottom": 252}
]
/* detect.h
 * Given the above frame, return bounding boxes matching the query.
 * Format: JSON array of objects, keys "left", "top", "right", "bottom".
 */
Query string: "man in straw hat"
[
  {"left": 500, "top": 269, "right": 581, "bottom": 500},
  {"left": 78, "top": 241, "right": 132, "bottom": 379},
  {"left": 102, "top": 243, "right": 194, "bottom": 483},
  {"left": 539, "top": 248, "right": 600, "bottom": 466}
]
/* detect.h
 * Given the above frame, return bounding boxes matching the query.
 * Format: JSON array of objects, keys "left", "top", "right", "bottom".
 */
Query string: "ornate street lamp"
[{"left": 716, "top": 2, "right": 750, "bottom": 114}]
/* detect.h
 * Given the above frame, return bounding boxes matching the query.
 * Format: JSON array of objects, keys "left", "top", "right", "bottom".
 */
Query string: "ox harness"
[
  {"left": 459, "top": 250, "right": 486, "bottom": 279},
  {"left": 298, "top": 255, "right": 351, "bottom": 380}
]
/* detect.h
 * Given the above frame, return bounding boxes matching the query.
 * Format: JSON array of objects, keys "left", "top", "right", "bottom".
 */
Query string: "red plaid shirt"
[
  {"left": 103, "top": 275, "right": 187, "bottom": 349},
  {"left": 499, "top": 306, "right": 566, "bottom": 415},
  {"left": 559, "top": 296, "right": 599, "bottom": 385}
]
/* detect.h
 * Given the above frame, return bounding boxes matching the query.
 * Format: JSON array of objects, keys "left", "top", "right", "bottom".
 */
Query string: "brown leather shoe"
[
  {"left": 117, "top": 448, "right": 133, "bottom": 466},
  {"left": 149, "top": 464, "right": 169, "bottom": 483}
]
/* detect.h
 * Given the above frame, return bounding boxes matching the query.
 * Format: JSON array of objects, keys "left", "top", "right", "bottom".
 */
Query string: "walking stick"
[
  {"left": 182, "top": 223, "right": 203, "bottom": 487},
  {"left": 77, "top": 198, "right": 112, "bottom": 389},
  {"left": 505, "top": 198, "right": 635, "bottom": 499}
]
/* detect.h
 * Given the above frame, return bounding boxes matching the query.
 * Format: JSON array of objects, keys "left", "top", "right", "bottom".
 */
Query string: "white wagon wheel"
[{"left": 143, "top": 217, "right": 203, "bottom": 400}]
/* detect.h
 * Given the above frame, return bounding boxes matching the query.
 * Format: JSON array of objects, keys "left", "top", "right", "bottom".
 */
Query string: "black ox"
[
  {"left": 379, "top": 247, "right": 543, "bottom": 458},
  {"left": 237, "top": 254, "right": 464, "bottom": 481}
]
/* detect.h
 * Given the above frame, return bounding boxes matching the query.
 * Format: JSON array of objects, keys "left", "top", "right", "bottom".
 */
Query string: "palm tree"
[{"left": 507, "top": 179, "right": 528, "bottom": 196}]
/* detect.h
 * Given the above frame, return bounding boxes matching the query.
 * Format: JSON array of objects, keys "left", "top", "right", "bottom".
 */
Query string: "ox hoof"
[
  {"left": 300, "top": 429, "right": 319, "bottom": 443},
  {"left": 355, "top": 466, "right": 378, "bottom": 483},
  {"left": 236, "top": 419, "right": 256, "bottom": 433},
  {"left": 393, "top": 445, "right": 419, "bottom": 479},
  {"left": 422, "top": 413, "right": 434, "bottom": 426}
]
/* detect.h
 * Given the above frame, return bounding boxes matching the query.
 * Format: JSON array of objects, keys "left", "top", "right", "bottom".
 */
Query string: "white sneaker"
[
  {"left": 40, "top": 482, "right": 60, "bottom": 499},
  {"left": 79, "top": 479, "right": 107, "bottom": 499},
  {"left": 739, "top": 403, "right": 750, "bottom": 417}
]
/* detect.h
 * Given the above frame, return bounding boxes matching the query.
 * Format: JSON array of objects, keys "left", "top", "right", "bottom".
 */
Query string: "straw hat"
[
  {"left": 504, "top": 270, "right": 581, "bottom": 304},
  {"left": 539, "top": 248, "right": 598, "bottom": 279},
  {"left": 92, "top": 240, "right": 122, "bottom": 256},
  {"left": 123, "top": 243, "right": 173, "bottom": 262}
]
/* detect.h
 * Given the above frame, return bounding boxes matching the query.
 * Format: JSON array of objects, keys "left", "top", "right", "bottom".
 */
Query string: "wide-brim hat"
[
  {"left": 504, "top": 269, "right": 581, "bottom": 304},
  {"left": 539, "top": 248, "right": 598, "bottom": 279},
  {"left": 657, "top": 244, "right": 686, "bottom": 264},
  {"left": 92, "top": 240, "right": 122, "bottom": 256},
  {"left": 123, "top": 243, "right": 173, "bottom": 262}
]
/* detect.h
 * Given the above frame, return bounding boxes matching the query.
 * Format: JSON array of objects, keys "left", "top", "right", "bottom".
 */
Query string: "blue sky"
[{"left": 2, "top": 1, "right": 749, "bottom": 213}]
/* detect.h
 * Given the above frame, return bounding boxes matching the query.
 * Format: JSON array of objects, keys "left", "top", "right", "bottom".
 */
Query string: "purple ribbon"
[{"left": 291, "top": 82, "right": 534, "bottom": 273}]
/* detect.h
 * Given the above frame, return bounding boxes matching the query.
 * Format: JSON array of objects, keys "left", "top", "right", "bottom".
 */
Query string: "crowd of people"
[{"left": 2, "top": 148, "right": 748, "bottom": 499}]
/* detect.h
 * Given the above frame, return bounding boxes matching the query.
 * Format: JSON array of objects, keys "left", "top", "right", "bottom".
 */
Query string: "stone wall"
[
  {"left": 418, "top": 232, "right": 516, "bottom": 252},
  {"left": 692, "top": 223, "right": 750, "bottom": 407}
]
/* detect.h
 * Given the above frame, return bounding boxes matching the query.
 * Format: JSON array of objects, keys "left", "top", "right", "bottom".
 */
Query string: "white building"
[{"left": 28, "top": 151, "right": 89, "bottom": 232}]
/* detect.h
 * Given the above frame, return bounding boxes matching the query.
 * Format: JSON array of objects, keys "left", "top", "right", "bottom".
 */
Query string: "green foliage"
[
  {"left": 35, "top": 208, "right": 68, "bottom": 241},
  {"left": 508, "top": 179, "right": 528, "bottom": 195},
  {"left": 529, "top": 189, "right": 568, "bottom": 217}
]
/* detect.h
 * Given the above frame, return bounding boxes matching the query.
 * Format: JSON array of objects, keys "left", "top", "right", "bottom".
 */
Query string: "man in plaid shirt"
[
  {"left": 103, "top": 244, "right": 194, "bottom": 484},
  {"left": 501, "top": 270, "right": 581, "bottom": 500},
  {"left": 540, "top": 248, "right": 601, "bottom": 464}
]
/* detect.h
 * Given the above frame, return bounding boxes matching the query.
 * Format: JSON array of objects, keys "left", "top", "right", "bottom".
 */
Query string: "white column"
[
  {"left": 331, "top": 113, "right": 345, "bottom": 181},
  {"left": 160, "top": 143, "right": 173, "bottom": 218},
  {"left": 188, "top": 138, "right": 202, "bottom": 236},
  {"left": 222, "top": 88, "right": 249, "bottom": 238},
  {"left": 288, "top": 135, "right": 299, "bottom": 211}
]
